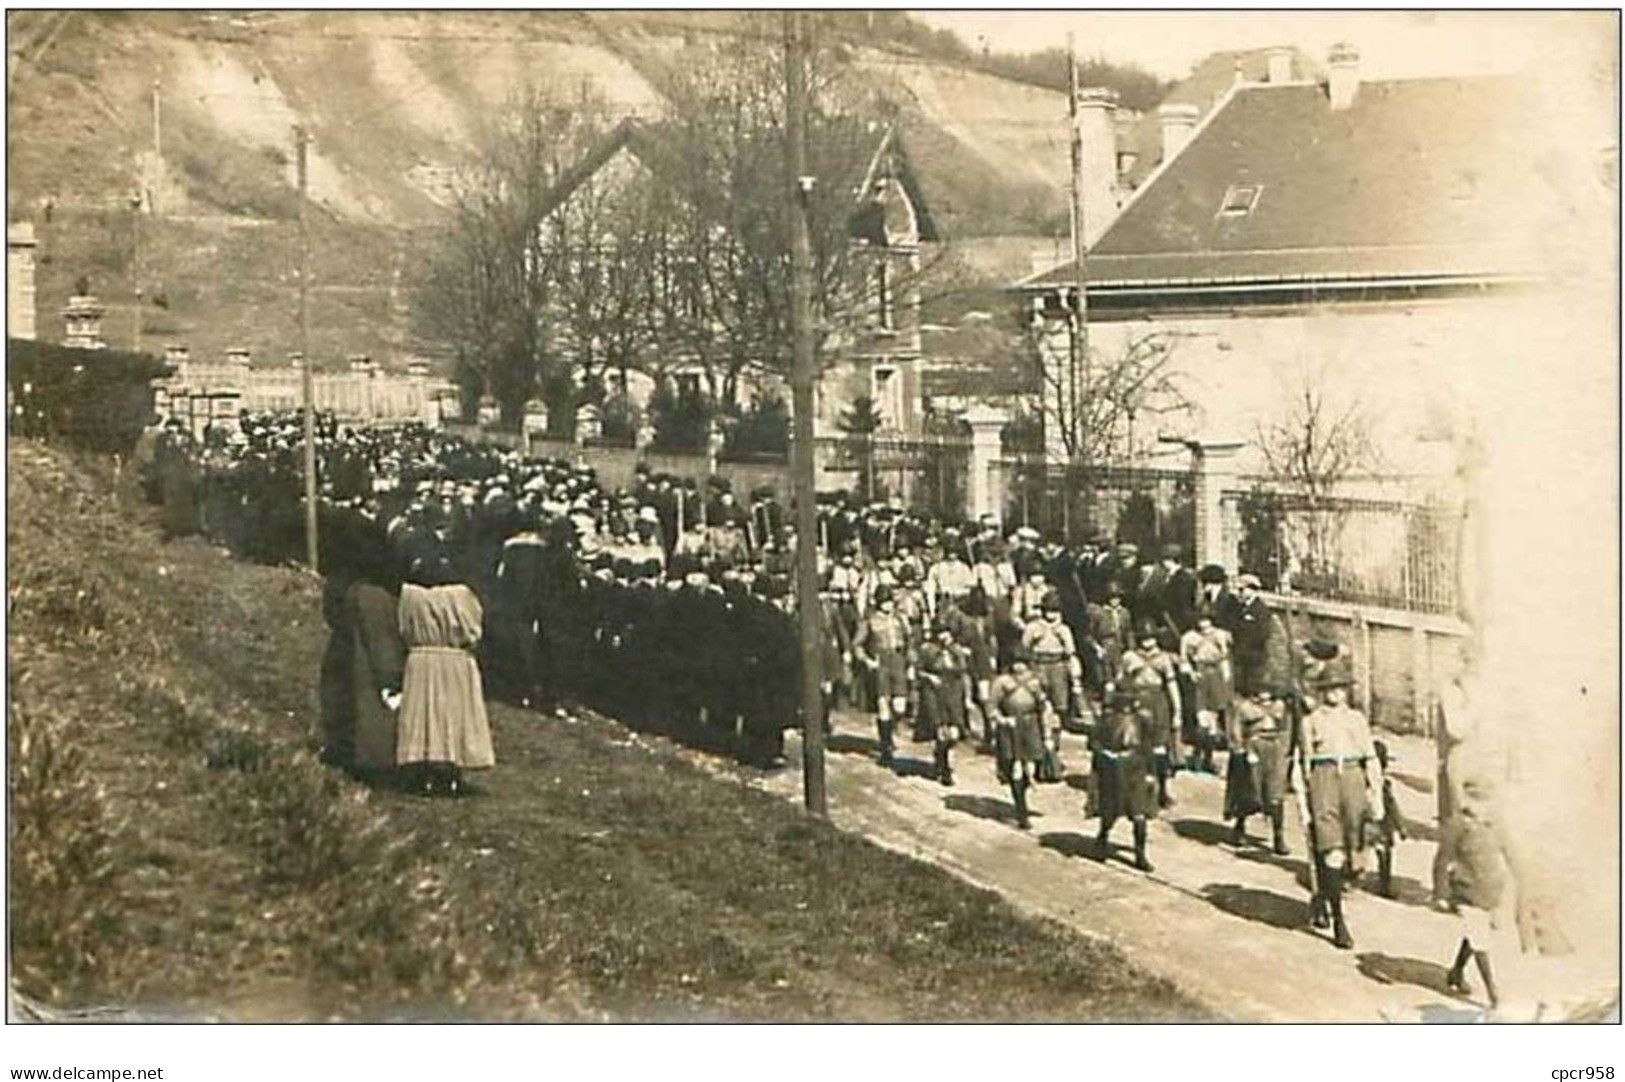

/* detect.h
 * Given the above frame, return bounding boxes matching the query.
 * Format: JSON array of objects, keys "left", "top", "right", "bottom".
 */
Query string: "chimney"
[
  {"left": 1327, "top": 42, "right": 1360, "bottom": 110},
  {"left": 1074, "top": 87, "right": 1120, "bottom": 245},
  {"left": 1158, "top": 103, "right": 1200, "bottom": 164},
  {"left": 226, "top": 346, "right": 251, "bottom": 367},
  {"left": 1267, "top": 47, "right": 1293, "bottom": 84},
  {"left": 164, "top": 343, "right": 190, "bottom": 365}
]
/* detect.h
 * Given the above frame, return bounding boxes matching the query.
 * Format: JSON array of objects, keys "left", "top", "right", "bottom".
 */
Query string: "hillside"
[
  {"left": 8, "top": 436, "right": 1208, "bottom": 1020},
  {"left": 7, "top": 11, "right": 1075, "bottom": 364}
]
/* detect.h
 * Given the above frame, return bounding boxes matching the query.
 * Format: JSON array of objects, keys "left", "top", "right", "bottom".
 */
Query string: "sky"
[{"left": 914, "top": 10, "right": 1616, "bottom": 83}]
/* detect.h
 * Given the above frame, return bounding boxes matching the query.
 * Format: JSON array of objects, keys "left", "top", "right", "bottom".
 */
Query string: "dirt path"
[{"left": 729, "top": 715, "right": 1618, "bottom": 1022}]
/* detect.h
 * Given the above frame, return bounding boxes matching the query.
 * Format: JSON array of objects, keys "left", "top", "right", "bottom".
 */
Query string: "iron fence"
[
  {"left": 817, "top": 433, "right": 971, "bottom": 519},
  {"left": 1229, "top": 489, "right": 1463, "bottom": 615},
  {"left": 996, "top": 456, "right": 1197, "bottom": 557}
]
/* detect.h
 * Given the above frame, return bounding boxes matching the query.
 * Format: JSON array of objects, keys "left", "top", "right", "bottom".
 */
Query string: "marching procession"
[{"left": 134, "top": 409, "right": 1521, "bottom": 1001}]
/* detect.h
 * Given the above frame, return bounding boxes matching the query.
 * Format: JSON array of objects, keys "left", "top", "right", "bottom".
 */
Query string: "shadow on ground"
[
  {"left": 945, "top": 793, "right": 1038, "bottom": 827},
  {"left": 1171, "top": 818, "right": 1233, "bottom": 848},
  {"left": 1200, "top": 883, "right": 1309, "bottom": 932},
  {"left": 891, "top": 755, "right": 938, "bottom": 781},
  {"left": 827, "top": 732, "right": 880, "bottom": 758},
  {"left": 1356, "top": 951, "right": 1460, "bottom": 999},
  {"left": 1038, "top": 831, "right": 1107, "bottom": 862}
]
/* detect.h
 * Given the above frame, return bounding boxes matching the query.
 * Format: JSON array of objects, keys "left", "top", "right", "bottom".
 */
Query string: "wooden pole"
[
  {"left": 130, "top": 190, "right": 142, "bottom": 354},
  {"left": 296, "top": 124, "right": 319, "bottom": 573},
  {"left": 786, "top": 11, "right": 826, "bottom": 818},
  {"left": 1067, "top": 37, "right": 1093, "bottom": 535}
]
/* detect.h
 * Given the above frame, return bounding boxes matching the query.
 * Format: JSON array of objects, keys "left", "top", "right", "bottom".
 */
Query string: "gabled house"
[
  {"left": 525, "top": 114, "right": 941, "bottom": 441},
  {"left": 1013, "top": 44, "right": 1586, "bottom": 481}
]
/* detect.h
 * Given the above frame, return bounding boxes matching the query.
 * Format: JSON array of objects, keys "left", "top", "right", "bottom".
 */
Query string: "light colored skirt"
[{"left": 397, "top": 646, "right": 495, "bottom": 768}]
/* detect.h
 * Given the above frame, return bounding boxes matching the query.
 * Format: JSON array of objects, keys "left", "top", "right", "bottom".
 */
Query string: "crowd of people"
[{"left": 130, "top": 410, "right": 1530, "bottom": 998}]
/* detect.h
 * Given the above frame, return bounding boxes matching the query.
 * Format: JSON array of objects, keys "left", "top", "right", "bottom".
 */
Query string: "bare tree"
[
  {"left": 1026, "top": 321, "right": 1193, "bottom": 464},
  {"left": 411, "top": 86, "right": 612, "bottom": 431},
  {"left": 1254, "top": 370, "right": 1381, "bottom": 583}
]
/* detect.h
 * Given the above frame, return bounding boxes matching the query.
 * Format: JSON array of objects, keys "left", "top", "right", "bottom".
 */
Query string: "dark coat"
[{"left": 349, "top": 582, "right": 406, "bottom": 772}]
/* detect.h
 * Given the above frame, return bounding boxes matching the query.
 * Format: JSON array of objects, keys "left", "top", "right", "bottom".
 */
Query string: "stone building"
[{"left": 7, "top": 222, "right": 38, "bottom": 341}]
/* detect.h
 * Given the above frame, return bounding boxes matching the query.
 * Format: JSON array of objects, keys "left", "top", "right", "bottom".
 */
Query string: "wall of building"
[
  {"left": 7, "top": 224, "right": 38, "bottom": 341},
  {"left": 1036, "top": 288, "right": 1544, "bottom": 479}
]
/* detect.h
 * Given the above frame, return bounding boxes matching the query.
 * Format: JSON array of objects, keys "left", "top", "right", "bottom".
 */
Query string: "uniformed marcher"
[
  {"left": 987, "top": 657, "right": 1053, "bottom": 829},
  {"left": 915, "top": 623, "right": 971, "bottom": 786},
  {"left": 1092, "top": 688, "right": 1157, "bottom": 871},
  {"left": 1432, "top": 769, "right": 1527, "bottom": 1010},
  {"left": 1121, "top": 628, "right": 1183, "bottom": 807},
  {"left": 1020, "top": 593, "right": 1084, "bottom": 724},
  {"left": 1225, "top": 686, "right": 1290, "bottom": 854},
  {"left": 1179, "top": 612, "right": 1233, "bottom": 773},
  {"left": 853, "top": 586, "right": 913, "bottom": 768},
  {"left": 1297, "top": 657, "right": 1383, "bottom": 949}
]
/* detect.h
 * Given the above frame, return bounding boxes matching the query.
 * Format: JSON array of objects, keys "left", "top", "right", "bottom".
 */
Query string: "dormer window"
[{"left": 1219, "top": 183, "right": 1262, "bottom": 217}]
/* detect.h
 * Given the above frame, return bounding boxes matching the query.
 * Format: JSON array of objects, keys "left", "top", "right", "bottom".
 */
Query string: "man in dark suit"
[
  {"left": 1225, "top": 573, "right": 1274, "bottom": 697},
  {"left": 1159, "top": 545, "right": 1199, "bottom": 635}
]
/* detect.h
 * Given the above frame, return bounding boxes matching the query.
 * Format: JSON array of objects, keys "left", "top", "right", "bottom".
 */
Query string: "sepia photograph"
[{"left": 4, "top": 4, "right": 1619, "bottom": 1057}]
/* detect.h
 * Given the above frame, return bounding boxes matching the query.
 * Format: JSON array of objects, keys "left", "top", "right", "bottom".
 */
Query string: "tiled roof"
[
  {"left": 1120, "top": 47, "right": 1322, "bottom": 189},
  {"left": 1023, "top": 74, "right": 1545, "bottom": 291}
]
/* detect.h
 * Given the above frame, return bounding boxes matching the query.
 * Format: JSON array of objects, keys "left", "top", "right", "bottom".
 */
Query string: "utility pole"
[
  {"left": 1067, "top": 35, "right": 1092, "bottom": 538},
  {"left": 786, "top": 10, "right": 826, "bottom": 818},
  {"left": 295, "top": 124, "right": 319, "bottom": 573},
  {"left": 130, "top": 189, "right": 143, "bottom": 354}
]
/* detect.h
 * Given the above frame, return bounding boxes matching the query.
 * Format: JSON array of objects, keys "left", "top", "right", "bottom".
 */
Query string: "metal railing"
[{"left": 1228, "top": 489, "right": 1463, "bottom": 615}]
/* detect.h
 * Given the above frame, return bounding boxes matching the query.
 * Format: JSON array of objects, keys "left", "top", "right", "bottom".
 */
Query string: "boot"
[
  {"left": 1309, "top": 857, "right": 1331, "bottom": 928},
  {"left": 1325, "top": 867, "right": 1353, "bottom": 949},
  {"left": 1270, "top": 804, "right": 1288, "bottom": 855},
  {"left": 1473, "top": 950, "right": 1499, "bottom": 1009},
  {"left": 1132, "top": 818, "right": 1153, "bottom": 872},
  {"left": 1011, "top": 778, "right": 1032, "bottom": 830},
  {"left": 877, "top": 716, "right": 895, "bottom": 767},
  {"left": 1157, "top": 762, "right": 1173, "bottom": 809},
  {"left": 1231, "top": 816, "right": 1248, "bottom": 848},
  {"left": 1378, "top": 847, "right": 1395, "bottom": 898},
  {"left": 1097, "top": 816, "right": 1113, "bottom": 851},
  {"left": 934, "top": 743, "right": 954, "bottom": 787},
  {"left": 1446, "top": 937, "right": 1474, "bottom": 996}
]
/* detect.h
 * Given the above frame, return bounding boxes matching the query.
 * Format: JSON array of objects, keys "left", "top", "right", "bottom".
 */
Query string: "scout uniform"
[
  {"left": 1299, "top": 659, "right": 1382, "bottom": 949},
  {"left": 1086, "top": 590, "right": 1133, "bottom": 690},
  {"left": 853, "top": 589, "right": 913, "bottom": 768},
  {"left": 1224, "top": 688, "right": 1290, "bottom": 854},
  {"left": 1020, "top": 600, "right": 1083, "bottom": 722},
  {"left": 1179, "top": 618, "right": 1234, "bottom": 773},
  {"left": 915, "top": 626, "right": 970, "bottom": 786},
  {"left": 1121, "top": 636, "right": 1182, "bottom": 806},
  {"left": 1092, "top": 689, "right": 1156, "bottom": 872},
  {"left": 988, "top": 660, "right": 1052, "bottom": 829},
  {"left": 1433, "top": 772, "right": 1523, "bottom": 1009}
]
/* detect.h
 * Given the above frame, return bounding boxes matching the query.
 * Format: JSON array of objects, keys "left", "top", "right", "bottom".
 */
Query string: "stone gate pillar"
[
  {"left": 964, "top": 403, "right": 1008, "bottom": 528},
  {"left": 1173, "top": 437, "right": 1245, "bottom": 571}
]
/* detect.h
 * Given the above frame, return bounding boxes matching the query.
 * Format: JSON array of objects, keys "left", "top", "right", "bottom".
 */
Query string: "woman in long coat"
[
  {"left": 349, "top": 546, "right": 406, "bottom": 780},
  {"left": 396, "top": 553, "right": 496, "bottom": 796}
]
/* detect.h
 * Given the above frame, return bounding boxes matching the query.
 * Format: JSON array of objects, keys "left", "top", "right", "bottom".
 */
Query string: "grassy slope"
[{"left": 7, "top": 439, "right": 1212, "bottom": 1021}]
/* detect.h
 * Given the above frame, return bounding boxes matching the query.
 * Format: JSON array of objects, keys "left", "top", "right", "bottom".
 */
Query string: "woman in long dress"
[
  {"left": 349, "top": 544, "right": 406, "bottom": 781},
  {"left": 396, "top": 553, "right": 496, "bottom": 796}
]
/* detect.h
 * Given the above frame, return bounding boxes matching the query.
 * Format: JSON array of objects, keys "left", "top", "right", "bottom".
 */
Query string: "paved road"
[{"left": 716, "top": 713, "right": 1617, "bottom": 1022}]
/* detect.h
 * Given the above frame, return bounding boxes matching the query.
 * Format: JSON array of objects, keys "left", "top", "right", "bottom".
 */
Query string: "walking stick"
[{"left": 1279, "top": 561, "right": 1322, "bottom": 914}]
